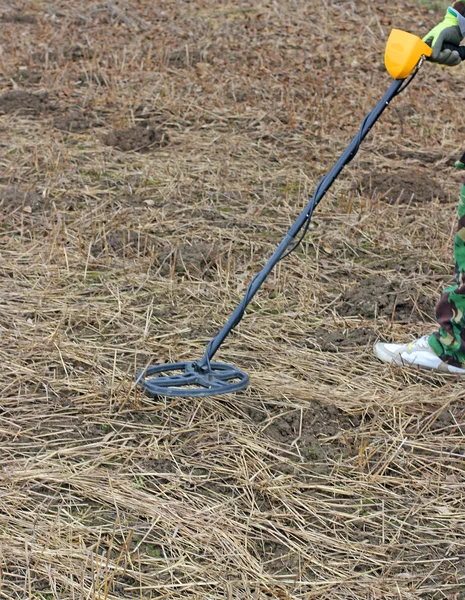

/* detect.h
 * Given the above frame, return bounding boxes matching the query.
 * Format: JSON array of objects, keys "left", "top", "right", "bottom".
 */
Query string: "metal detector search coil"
[
  {"left": 139, "top": 361, "right": 249, "bottom": 397},
  {"left": 136, "top": 31, "right": 446, "bottom": 398}
]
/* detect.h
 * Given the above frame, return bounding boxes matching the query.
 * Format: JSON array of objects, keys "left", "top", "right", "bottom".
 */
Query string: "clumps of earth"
[
  {"left": 0, "top": 186, "right": 42, "bottom": 214},
  {"left": 263, "top": 403, "right": 340, "bottom": 446},
  {"left": 157, "top": 242, "right": 218, "bottom": 278},
  {"left": 93, "top": 234, "right": 218, "bottom": 277},
  {"left": 383, "top": 147, "right": 455, "bottom": 167},
  {"left": 339, "top": 274, "right": 436, "bottom": 322},
  {"left": 13, "top": 68, "right": 42, "bottom": 85},
  {"left": 166, "top": 48, "right": 205, "bottom": 68},
  {"left": 101, "top": 122, "right": 169, "bottom": 152},
  {"left": 0, "top": 90, "right": 55, "bottom": 115},
  {"left": 93, "top": 230, "right": 155, "bottom": 258},
  {"left": 1, "top": 11, "right": 36, "bottom": 23},
  {"left": 355, "top": 168, "right": 449, "bottom": 204},
  {"left": 307, "top": 327, "right": 375, "bottom": 352},
  {"left": 76, "top": 72, "right": 108, "bottom": 86},
  {"left": 64, "top": 44, "right": 94, "bottom": 61},
  {"left": 53, "top": 109, "right": 103, "bottom": 133},
  {"left": 255, "top": 402, "right": 357, "bottom": 466}
]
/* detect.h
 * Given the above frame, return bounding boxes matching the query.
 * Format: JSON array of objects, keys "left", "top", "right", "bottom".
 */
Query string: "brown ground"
[
  {"left": 355, "top": 168, "right": 450, "bottom": 204},
  {"left": 1, "top": 1, "right": 465, "bottom": 599},
  {"left": 101, "top": 123, "right": 169, "bottom": 152}
]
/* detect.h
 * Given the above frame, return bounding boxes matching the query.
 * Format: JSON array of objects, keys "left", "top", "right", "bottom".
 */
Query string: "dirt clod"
[
  {"left": 0, "top": 186, "right": 42, "bottom": 213},
  {"left": 13, "top": 69, "right": 42, "bottom": 85},
  {"left": 77, "top": 72, "right": 108, "bottom": 86},
  {"left": 53, "top": 110, "right": 102, "bottom": 133},
  {"left": 265, "top": 403, "right": 341, "bottom": 444},
  {"left": 157, "top": 242, "right": 218, "bottom": 277},
  {"left": 307, "top": 327, "right": 375, "bottom": 352},
  {"left": 355, "top": 169, "right": 449, "bottom": 204},
  {"left": 64, "top": 44, "right": 94, "bottom": 61},
  {"left": 339, "top": 274, "right": 435, "bottom": 322},
  {"left": 167, "top": 48, "right": 204, "bottom": 68},
  {"left": 31, "top": 49, "right": 57, "bottom": 64},
  {"left": 93, "top": 230, "right": 155, "bottom": 258},
  {"left": 0, "top": 90, "right": 53, "bottom": 115},
  {"left": 263, "top": 403, "right": 345, "bottom": 463},
  {"left": 101, "top": 123, "right": 169, "bottom": 152},
  {"left": 384, "top": 147, "right": 455, "bottom": 167},
  {"left": 1, "top": 12, "right": 36, "bottom": 23}
]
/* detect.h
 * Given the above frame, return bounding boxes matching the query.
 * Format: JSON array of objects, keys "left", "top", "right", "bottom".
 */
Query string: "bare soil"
[
  {"left": 1, "top": 11, "right": 36, "bottom": 23},
  {"left": 0, "top": 90, "right": 54, "bottom": 115},
  {"left": 340, "top": 274, "right": 436, "bottom": 322},
  {"left": 1, "top": 0, "right": 465, "bottom": 599},
  {"left": 101, "top": 123, "right": 169, "bottom": 152},
  {"left": 308, "top": 327, "right": 376, "bottom": 352},
  {"left": 0, "top": 186, "right": 43, "bottom": 212},
  {"left": 53, "top": 109, "right": 102, "bottom": 133},
  {"left": 355, "top": 168, "right": 449, "bottom": 204}
]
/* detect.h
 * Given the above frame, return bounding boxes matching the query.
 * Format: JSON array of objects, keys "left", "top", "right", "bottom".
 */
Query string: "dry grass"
[{"left": 1, "top": 0, "right": 465, "bottom": 598}]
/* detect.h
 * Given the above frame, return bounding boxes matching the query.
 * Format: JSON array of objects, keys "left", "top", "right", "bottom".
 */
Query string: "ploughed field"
[{"left": 1, "top": 1, "right": 465, "bottom": 598}]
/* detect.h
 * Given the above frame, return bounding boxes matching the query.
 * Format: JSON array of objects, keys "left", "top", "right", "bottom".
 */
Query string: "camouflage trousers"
[{"left": 429, "top": 182, "right": 465, "bottom": 367}]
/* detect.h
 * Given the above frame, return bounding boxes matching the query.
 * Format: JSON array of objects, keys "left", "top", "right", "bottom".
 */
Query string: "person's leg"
[
  {"left": 428, "top": 181, "right": 465, "bottom": 368},
  {"left": 374, "top": 178, "right": 465, "bottom": 374}
]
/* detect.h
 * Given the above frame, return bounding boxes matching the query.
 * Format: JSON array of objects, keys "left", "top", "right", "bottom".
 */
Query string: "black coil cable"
[{"left": 201, "top": 62, "right": 422, "bottom": 367}]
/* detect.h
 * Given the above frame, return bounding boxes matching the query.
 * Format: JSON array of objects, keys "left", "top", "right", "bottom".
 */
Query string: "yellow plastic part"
[{"left": 384, "top": 29, "right": 432, "bottom": 79}]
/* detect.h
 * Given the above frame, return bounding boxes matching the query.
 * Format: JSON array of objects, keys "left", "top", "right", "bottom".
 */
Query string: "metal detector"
[{"left": 136, "top": 31, "right": 463, "bottom": 398}]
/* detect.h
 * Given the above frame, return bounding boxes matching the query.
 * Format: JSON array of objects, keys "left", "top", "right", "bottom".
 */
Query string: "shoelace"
[{"left": 407, "top": 335, "right": 431, "bottom": 352}]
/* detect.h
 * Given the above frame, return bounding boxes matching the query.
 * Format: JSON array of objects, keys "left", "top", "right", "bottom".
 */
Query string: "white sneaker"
[{"left": 374, "top": 335, "right": 465, "bottom": 374}]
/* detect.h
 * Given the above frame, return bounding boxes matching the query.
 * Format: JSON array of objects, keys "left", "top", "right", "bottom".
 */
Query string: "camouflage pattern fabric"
[{"left": 429, "top": 182, "right": 465, "bottom": 367}]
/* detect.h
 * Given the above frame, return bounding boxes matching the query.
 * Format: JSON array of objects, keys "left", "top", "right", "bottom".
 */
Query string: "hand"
[{"left": 423, "top": 7, "right": 464, "bottom": 66}]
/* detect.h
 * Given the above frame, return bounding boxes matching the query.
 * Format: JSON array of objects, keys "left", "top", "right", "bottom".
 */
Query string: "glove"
[{"left": 423, "top": 7, "right": 465, "bottom": 66}]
